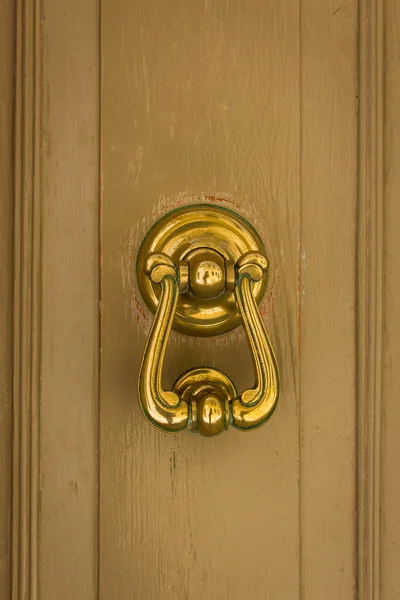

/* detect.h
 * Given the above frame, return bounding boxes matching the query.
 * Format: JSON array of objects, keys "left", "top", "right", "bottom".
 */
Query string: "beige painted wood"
[
  {"left": 99, "top": 1, "right": 359, "bottom": 598},
  {"left": 39, "top": 1, "right": 100, "bottom": 598},
  {"left": 357, "top": 1, "right": 384, "bottom": 598},
  {"left": 11, "top": 0, "right": 44, "bottom": 596},
  {"left": 300, "top": 2, "right": 357, "bottom": 598},
  {"left": 381, "top": 1, "right": 400, "bottom": 597},
  {"left": 0, "top": 0, "right": 15, "bottom": 595},
  {"left": 100, "top": 2, "right": 300, "bottom": 599},
  {"left": 2, "top": 0, "right": 399, "bottom": 598}
]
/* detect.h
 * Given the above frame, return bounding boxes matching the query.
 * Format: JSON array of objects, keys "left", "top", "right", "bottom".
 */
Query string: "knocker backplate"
[{"left": 136, "top": 204, "right": 267, "bottom": 336}]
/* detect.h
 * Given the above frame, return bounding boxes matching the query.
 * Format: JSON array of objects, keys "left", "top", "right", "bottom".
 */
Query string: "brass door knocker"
[{"left": 136, "top": 204, "right": 279, "bottom": 437}]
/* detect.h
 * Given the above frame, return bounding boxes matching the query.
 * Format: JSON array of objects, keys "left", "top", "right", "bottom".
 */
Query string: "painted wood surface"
[
  {"left": 1, "top": 1, "right": 399, "bottom": 599},
  {"left": 0, "top": 0, "right": 14, "bottom": 595},
  {"left": 101, "top": 2, "right": 300, "bottom": 599},
  {"left": 39, "top": 1, "right": 100, "bottom": 599},
  {"left": 11, "top": 1, "right": 43, "bottom": 597},
  {"left": 100, "top": 1, "right": 356, "bottom": 599},
  {"left": 381, "top": 2, "right": 400, "bottom": 598},
  {"left": 300, "top": 2, "right": 357, "bottom": 598},
  {"left": 357, "top": 2, "right": 384, "bottom": 598}
]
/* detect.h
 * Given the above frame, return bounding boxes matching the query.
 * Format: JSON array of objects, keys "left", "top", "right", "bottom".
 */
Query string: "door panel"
[
  {"left": 40, "top": 1, "right": 100, "bottom": 598},
  {"left": 101, "top": 2, "right": 300, "bottom": 599},
  {"left": 100, "top": 2, "right": 355, "bottom": 599},
  {"left": 299, "top": 2, "right": 357, "bottom": 597},
  {"left": 3, "top": 1, "right": 400, "bottom": 599}
]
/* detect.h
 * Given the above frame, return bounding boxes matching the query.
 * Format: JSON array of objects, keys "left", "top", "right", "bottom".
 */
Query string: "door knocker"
[{"left": 136, "top": 204, "right": 279, "bottom": 437}]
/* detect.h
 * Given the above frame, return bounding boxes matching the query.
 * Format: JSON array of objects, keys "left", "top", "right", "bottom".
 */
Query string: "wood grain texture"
[
  {"left": 101, "top": 2, "right": 300, "bottom": 599},
  {"left": 381, "top": 1, "right": 400, "bottom": 598},
  {"left": 40, "top": 1, "right": 100, "bottom": 598},
  {"left": 0, "top": 0, "right": 15, "bottom": 596},
  {"left": 299, "top": 1, "right": 358, "bottom": 598}
]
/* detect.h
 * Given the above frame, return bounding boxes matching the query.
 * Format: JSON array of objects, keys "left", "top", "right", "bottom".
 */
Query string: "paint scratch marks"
[
  {"left": 169, "top": 449, "right": 177, "bottom": 478},
  {"left": 68, "top": 481, "right": 78, "bottom": 497},
  {"left": 298, "top": 243, "right": 307, "bottom": 355},
  {"left": 169, "top": 438, "right": 181, "bottom": 496},
  {"left": 126, "top": 146, "right": 144, "bottom": 189}
]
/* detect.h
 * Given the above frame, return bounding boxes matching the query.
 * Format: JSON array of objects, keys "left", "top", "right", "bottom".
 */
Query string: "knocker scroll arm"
[
  {"left": 138, "top": 253, "right": 189, "bottom": 432},
  {"left": 231, "top": 252, "right": 280, "bottom": 431}
]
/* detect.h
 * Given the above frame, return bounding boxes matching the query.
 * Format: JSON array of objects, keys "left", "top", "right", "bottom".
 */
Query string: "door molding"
[
  {"left": 11, "top": 0, "right": 42, "bottom": 598},
  {"left": 357, "top": 1, "right": 384, "bottom": 598},
  {"left": 10, "top": 1, "right": 100, "bottom": 599}
]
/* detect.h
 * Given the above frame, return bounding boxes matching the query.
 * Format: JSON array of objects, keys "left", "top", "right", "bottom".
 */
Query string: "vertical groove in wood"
[
  {"left": 0, "top": 1, "right": 16, "bottom": 597},
  {"left": 297, "top": 4, "right": 303, "bottom": 600},
  {"left": 11, "top": 1, "right": 42, "bottom": 598},
  {"left": 356, "top": 1, "right": 383, "bottom": 599}
]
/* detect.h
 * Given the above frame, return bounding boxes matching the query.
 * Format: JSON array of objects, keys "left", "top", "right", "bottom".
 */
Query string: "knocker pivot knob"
[{"left": 183, "top": 248, "right": 235, "bottom": 299}]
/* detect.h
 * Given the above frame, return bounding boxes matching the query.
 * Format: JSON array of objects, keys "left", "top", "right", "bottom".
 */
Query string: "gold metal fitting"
[{"left": 137, "top": 204, "right": 279, "bottom": 437}]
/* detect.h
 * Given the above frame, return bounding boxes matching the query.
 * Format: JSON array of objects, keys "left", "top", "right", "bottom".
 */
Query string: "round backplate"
[{"left": 136, "top": 204, "right": 267, "bottom": 336}]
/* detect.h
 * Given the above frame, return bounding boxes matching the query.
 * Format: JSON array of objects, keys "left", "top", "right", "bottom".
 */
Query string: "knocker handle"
[{"left": 137, "top": 205, "right": 280, "bottom": 437}]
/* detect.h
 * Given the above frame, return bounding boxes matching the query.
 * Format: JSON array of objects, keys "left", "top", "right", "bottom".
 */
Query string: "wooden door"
[{"left": 1, "top": 1, "right": 400, "bottom": 599}]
